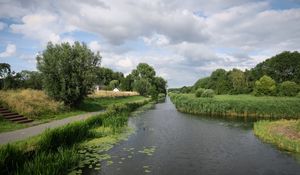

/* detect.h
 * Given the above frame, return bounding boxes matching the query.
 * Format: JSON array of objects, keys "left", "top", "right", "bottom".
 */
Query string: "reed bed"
[
  {"left": 169, "top": 93, "right": 300, "bottom": 119},
  {"left": 89, "top": 90, "right": 139, "bottom": 98},
  {"left": 254, "top": 120, "right": 300, "bottom": 153}
]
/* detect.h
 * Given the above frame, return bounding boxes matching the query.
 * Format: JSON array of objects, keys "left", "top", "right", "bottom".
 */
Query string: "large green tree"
[
  {"left": 254, "top": 75, "right": 276, "bottom": 96},
  {"left": 37, "top": 42, "right": 101, "bottom": 106}
]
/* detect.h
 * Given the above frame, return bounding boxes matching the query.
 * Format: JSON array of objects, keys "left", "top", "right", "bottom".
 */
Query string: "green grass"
[
  {"left": 254, "top": 120, "right": 300, "bottom": 153},
  {"left": 0, "top": 96, "right": 148, "bottom": 133},
  {"left": 169, "top": 93, "right": 300, "bottom": 118},
  {"left": 0, "top": 98, "right": 151, "bottom": 175},
  {"left": 0, "top": 118, "right": 27, "bottom": 133}
]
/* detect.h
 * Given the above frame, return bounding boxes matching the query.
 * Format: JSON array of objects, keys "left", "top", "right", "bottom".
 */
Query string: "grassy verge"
[
  {"left": 0, "top": 98, "right": 150, "bottom": 175},
  {"left": 254, "top": 120, "right": 300, "bottom": 153},
  {"left": 0, "top": 94, "right": 147, "bottom": 133},
  {"left": 169, "top": 93, "right": 300, "bottom": 118}
]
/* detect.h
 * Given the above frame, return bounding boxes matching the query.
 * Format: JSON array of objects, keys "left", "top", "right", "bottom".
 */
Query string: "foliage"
[
  {"left": 95, "top": 67, "right": 124, "bottom": 86},
  {"left": 170, "top": 93, "right": 300, "bottom": 118},
  {"left": 37, "top": 42, "right": 101, "bottom": 106},
  {"left": 18, "top": 70, "right": 43, "bottom": 90},
  {"left": 108, "top": 80, "right": 119, "bottom": 90},
  {"left": 195, "top": 88, "right": 205, "bottom": 97},
  {"left": 201, "top": 89, "right": 215, "bottom": 98},
  {"left": 250, "top": 51, "right": 300, "bottom": 83},
  {"left": 278, "top": 81, "right": 299, "bottom": 96},
  {"left": 133, "top": 78, "right": 151, "bottom": 96},
  {"left": 0, "top": 89, "right": 64, "bottom": 119},
  {"left": 254, "top": 120, "right": 300, "bottom": 153},
  {"left": 254, "top": 75, "right": 276, "bottom": 96}
]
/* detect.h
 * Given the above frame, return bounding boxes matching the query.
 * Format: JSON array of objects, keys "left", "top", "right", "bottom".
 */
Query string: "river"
[{"left": 87, "top": 97, "right": 300, "bottom": 175}]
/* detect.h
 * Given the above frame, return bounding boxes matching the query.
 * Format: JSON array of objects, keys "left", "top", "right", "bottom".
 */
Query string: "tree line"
[
  {"left": 0, "top": 42, "right": 167, "bottom": 106},
  {"left": 169, "top": 51, "right": 300, "bottom": 97}
]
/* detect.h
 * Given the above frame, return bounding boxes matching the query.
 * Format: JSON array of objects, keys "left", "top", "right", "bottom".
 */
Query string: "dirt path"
[{"left": 0, "top": 111, "right": 105, "bottom": 145}]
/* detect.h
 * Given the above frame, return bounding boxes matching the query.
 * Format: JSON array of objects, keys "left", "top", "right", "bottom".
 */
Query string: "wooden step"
[
  {"left": 4, "top": 115, "right": 24, "bottom": 119},
  {"left": 9, "top": 117, "right": 27, "bottom": 122},
  {"left": 0, "top": 110, "right": 11, "bottom": 113},
  {"left": 16, "top": 119, "right": 34, "bottom": 123},
  {"left": 1, "top": 112, "right": 19, "bottom": 117}
]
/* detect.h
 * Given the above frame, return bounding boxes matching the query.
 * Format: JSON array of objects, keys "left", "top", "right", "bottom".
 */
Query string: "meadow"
[{"left": 169, "top": 93, "right": 300, "bottom": 118}]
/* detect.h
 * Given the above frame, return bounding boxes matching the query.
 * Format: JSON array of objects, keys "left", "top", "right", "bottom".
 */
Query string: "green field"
[
  {"left": 254, "top": 120, "right": 300, "bottom": 153},
  {"left": 170, "top": 93, "right": 300, "bottom": 118}
]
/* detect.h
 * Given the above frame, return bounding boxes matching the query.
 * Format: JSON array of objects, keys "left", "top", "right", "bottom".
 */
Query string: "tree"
[
  {"left": 19, "top": 70, "right": 43, "bottom": 89},
  {"left": 195, "top": 88, "right": 205, "bottom": 97},
  {"left": 133, "top": 78, "right": 151, "bottom": 96},
  {"left": 209, "top": 69, "right": 231, "bottom": 94},
  {"left": 120, "top": 74, "right": 134, "bottom": 91},
  {"left": 0, "top": 63, "right": 11, "bottom": 89},
  {"left": 250, "top": 51, "right": 300, "bottom": 83},
  {"left": 132, "top": 63, "right": 155, "bottom": 81},
  {"left": 153, "top": 76, "right": 167, "bottom": 94},
  {"left": 228, "top": 69, "right": 247, "bottom": 94},
  {"left": 279, "top": 81, "right": 299, "bottom": 96},
  {"left": 37, "top": 42, "right": 101, "bottom": 106},
  {"left": 254, "top": 75, "right": 276, "bottom": 96},
  {"left": 108, "top": 80, "right": 119, "bottom": 90}
]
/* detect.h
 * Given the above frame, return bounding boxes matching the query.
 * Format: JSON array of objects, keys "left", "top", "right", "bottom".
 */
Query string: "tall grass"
[
  {"left": 89, "top": 90, "right": 139, "bottom": 98},
  {"left": 169, "top": 93, "right": 300, "bottom": 118},
  {"left": 0, "top": 98, "right": 150, "bottom": 175},
  {"left": 254, "top": 120, "right": 300, "bottom": 153},
  {"left": 0, "top": 89, "right": 64, "bottom": 119}
]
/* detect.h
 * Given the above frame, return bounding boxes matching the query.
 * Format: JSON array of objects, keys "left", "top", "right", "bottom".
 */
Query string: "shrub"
[
  {"left": 201, "top": 89, "right": 215, "bottom": 98},
  {"left": 0, "top": 89, "right": 64, "bottom": 119},
  {"left": 254, "top": 75, "right": 276, "bottom": 96},
  {"left": 279, "top": 81, "right": 299, "bottom": 96},
  {"left": 195, "top": 88, "right": 205, "bottom": 97}
]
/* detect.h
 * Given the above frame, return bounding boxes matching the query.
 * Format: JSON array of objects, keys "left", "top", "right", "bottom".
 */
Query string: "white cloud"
[
  {"left": 88, "top": 41, "right": 101, "bottom": 52},
  {"left": 0, "top": 22, "right": 6, "bottom": 30},
  {"left": 0, "top": 44, "right": 16, "bottom": 58}
]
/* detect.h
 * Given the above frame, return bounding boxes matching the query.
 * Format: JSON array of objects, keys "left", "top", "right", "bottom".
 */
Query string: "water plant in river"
[
  {"left": 170, "top": 93, "right": 300, "bottom": 118},
  {"left": 138, "top": 146, "right": 157, "bottom": 156},
  {"left": 254, "top": 119, "right": 300, "bottom": 153}
]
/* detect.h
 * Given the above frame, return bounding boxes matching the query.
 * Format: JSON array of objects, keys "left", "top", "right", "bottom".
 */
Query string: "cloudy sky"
[{"left": 0, "top": 0, "right": 300, "bottom": 87}]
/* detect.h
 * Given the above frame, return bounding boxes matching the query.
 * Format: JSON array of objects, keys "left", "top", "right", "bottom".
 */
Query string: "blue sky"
[{"left": 0, "top": 0, "right": 300, "bottom": 87}]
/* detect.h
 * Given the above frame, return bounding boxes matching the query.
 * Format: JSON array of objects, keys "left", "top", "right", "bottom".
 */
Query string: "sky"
[{"left": 0, "top": 0, "right": 300, "bottom": 87}]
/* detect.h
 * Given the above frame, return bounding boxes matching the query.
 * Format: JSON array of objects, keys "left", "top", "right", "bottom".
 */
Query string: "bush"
[
  {"left": 279, "top": 81, "right": 299, "bottom": 96},
  {"left": 201, "top": 89, "right": 215, "bottom": 98},
  {"left": 195, "top": 88, "right": 205, "bottom": 97},
  {"left": 0, "top": 89, "right": 64, "bottom": 119},
  {"left": 254, "top": 75, "right": 276, "bottom": 96}
]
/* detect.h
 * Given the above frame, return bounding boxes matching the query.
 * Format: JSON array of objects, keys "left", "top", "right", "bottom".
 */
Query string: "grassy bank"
[
  {"left": 0, "top": 89, "right": 147, "bottom": 133},
  {"left": 0, "top": 98, "right": 150, "bottom": 175},
  {"left": 254, "top": 120, "right": 300, "bottom": 153},
  {"left": 169, "top": 93, "right": 300, "bottom": 118}
]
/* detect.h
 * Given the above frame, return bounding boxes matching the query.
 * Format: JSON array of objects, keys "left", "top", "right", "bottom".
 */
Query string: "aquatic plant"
[{"left": 169, "top": 93, "right": 300, "bottom": 118}]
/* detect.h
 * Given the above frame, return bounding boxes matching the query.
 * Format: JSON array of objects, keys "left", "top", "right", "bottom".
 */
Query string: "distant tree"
[
  {"left": 153, "top": 76, "right": 167, "bottom": 94},
  {"left": 250, "top": 51, "right": 300, "bottom": 83},
  {"left": 254, "top": 75, "right": 276, "bottom": 96},
  {"left": 108, "top": 80, "right": 119, "bottom": 90},
  {"left": 133, "top": 78, "right": 151, "bottom": 96},
  {"left": 0, "top": 63, "right": 11, "bottom": 89},
  {"left": 209, "top": 69, "right": 231, "bottom": 94},
  {"left": 37, "top": 42, "right": 101, "bottom": 106},
  {"left": 120, "top": 74, "right": 134, "bottom": 91},
  {"left": 19, "top": 70, "right": 43, "bottom": 89},
  {"left": 193, "top": 77, "right": 211, "bottom": 89},
  {"left": 278, "top": 81, "right": 299, "bottom": 96},
  {"left": 195, "top": 88, "right": 205, "bottom": 97},
  {"left": 228, "top": 69, "right": 247, "bottom": 94}
]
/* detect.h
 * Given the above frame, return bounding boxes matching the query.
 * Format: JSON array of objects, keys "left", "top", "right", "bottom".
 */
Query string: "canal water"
[{"left": 89, "top": 97, "right": 300, "bottom": 175}]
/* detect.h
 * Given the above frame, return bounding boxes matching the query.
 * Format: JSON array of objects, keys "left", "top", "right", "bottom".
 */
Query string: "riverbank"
[
  {"left": 0, "top": 98, "right": 152, "bottom": 175},
  {"left": 254, "top": 120, "right": 300, "bottom": 153},
  {"left": 0, "top": 89, "right": 145, "bottom": 133},
  {"left": 169, "top": 93, "right": 300, "bottom": 118}
]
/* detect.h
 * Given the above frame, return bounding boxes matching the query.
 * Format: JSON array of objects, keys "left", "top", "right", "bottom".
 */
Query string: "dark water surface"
[{"left": 88, "top": 97, "right": 300, "bottom": 175}]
